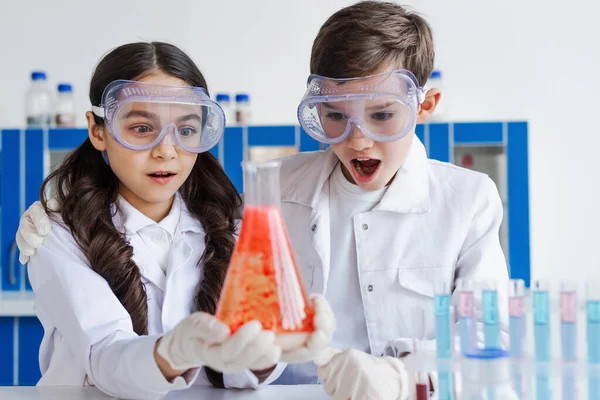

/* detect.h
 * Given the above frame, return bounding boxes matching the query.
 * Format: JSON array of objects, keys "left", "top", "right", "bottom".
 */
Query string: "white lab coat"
[
  {"left": 274, "top": 136, "right": 509, "bottom": 384},
  {"left": 27, "top": 194, "right": 285, "bottom": 399}
]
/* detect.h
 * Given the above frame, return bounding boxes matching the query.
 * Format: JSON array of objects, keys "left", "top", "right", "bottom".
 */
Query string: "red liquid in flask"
[{"left": 215, "top": 161, "right": 315, "bottom": 335}]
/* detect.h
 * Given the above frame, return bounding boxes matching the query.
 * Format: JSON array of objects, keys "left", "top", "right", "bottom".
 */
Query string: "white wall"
[{"left": 1, "top": 0, "right": 599, "bottom": 283}]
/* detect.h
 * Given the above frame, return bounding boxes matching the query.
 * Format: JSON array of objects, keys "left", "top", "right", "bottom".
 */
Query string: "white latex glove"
[
  {"left": 157, "top": 312, "right": 282, "bottom": 373},
  {"left": 276, "top": 293, "right": 336, "bottom": 364},
  {"left": 16, "top": 199, "right": 57, "bottom": 264},
  {"left": 315, "top": 348, "right": 410, "bottom": 400}
]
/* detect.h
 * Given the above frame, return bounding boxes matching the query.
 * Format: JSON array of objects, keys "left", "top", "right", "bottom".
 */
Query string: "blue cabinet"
[
  {"left": 0, "top": 316, "right": 43, "bottom": 386},
  {"left": 0, "top": 317, "right": 15, "bottom": 385},
  {"left": 17, "top": 317, "right": 44, "bottom": 385},
  {"left": 1, "top": 130, "right": 24, "bottom": 293}
]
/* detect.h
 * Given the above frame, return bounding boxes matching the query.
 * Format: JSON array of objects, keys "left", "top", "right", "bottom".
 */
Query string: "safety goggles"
[
  {"left": 92, "top": 80, "right": 225, "bottom": 153},
  {"left": 297, "top": 70, "right": 426, "bottom": 144}
]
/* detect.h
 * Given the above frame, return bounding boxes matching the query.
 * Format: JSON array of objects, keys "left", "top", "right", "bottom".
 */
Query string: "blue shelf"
[
  {"left": 454, "top": 122, "right": 504, "bottom": 145},
  {"left": 1, "top": 122, "right": 531, "bottom": 288}
]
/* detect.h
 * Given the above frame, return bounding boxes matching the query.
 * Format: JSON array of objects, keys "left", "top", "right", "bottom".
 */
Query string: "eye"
[
  {"left": 179, "top": 127, "right": 198, "bottom": 137},
  {"left": 371, "top": 112, "right": 394, "bottom": 121},
  {"left": 326, "top": 112, "right": 347, "bottom": 122},
  {"left": 132, "top": 125, "right": 152, "bottom": 134}
]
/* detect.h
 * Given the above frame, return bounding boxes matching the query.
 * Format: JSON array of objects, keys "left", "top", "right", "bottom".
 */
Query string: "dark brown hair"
[
  {"left": 310, "top": 1, "right": 435, "bottom": 86},
  {"left": 40, "top": 42, "right": 241, "bottom": 388}
]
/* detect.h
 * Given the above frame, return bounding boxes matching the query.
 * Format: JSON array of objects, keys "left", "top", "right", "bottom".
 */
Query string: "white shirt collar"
[{"left": 116, "top": 193, "right": 181, "bottom": 238}]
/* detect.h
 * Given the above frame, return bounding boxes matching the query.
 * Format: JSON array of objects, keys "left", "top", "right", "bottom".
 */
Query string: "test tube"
[
  {"left": 482, "top": 280, "right": 500, "bottom": 349},
  {"left": 532, "top": 280, "right": 551, "bottom": 361},
  {"left": 588, "top": 281, "right": 600, "bottom": 363},
  {"left": 434, "top": 280, "right": 452, "bottom": 359},
  {"left": 560, "top": 281, "right": 578, "bottom": 360},
  {"left": 509, "top": 280, "right": 527, "bottom": 400},
  {"left": 438, "top": 361, "right": 455, "bottom": 400},
  {"left": 532, "top": 280, "right": 552, "bottom": 400},
  {"left": 508, "top": 279, "right": 526, "bottom": 358},
  {"left": 587, "top": 282, "right": 600, "bottom": 400},
  {"left": 415, "top": 372, "right": 429, "bottom": 400},
  {"left": 457, "top": 279, "right": 475, "bottom": 354},
  {"left": 561, "top": 282, "right": 578, "bottom": 400}
]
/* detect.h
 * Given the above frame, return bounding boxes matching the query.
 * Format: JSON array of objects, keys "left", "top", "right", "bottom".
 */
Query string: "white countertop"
[
  {"left": 0, "top": 385, "right": 329, "bottom": 399},
  {"left": 0, "top": 291, "right": 36, "bottom": 316}
]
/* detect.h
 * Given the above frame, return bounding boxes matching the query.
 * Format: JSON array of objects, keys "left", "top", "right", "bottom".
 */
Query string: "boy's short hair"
[{"left": 310, "top": 1, "right": 435, "bottom": 86}]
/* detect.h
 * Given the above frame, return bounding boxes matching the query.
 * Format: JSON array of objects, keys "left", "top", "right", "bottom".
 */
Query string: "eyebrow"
[
  {"left": 119, "top": 111, "right": 202, "bottom": 123},
  {"left": 177, "top": 114, "right": 202, "bottom": 123},
  {"left": 120, "top": 110, "right": 158, "bottom": 120},
  {"left": 321, "top": 103, "right": 343, "bottom": 112},
  {"left": 366, "top": 102, "right": 396, "bottom": 111},
  {"left": 321, "top": 102, "right": 396, "bottom": 112}
]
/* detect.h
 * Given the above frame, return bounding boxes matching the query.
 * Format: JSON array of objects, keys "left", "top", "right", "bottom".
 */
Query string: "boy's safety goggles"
[{"left": 297, "top": 70, "right": 426, "bottom": 144}]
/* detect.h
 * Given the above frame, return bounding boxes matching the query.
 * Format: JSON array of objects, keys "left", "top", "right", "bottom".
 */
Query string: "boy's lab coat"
[{"left": 275, "top": 136, "right": 509, "bottom": 384}]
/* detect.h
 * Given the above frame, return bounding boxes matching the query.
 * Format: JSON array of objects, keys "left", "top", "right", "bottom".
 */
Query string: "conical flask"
[{"left": 215, "top": 160, "right": 315, "bottom": 336}]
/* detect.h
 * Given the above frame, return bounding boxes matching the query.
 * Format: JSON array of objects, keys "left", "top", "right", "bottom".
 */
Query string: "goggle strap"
[
  {"left": 91, "top": 106, "right": 105, "bottom": 118},
  {"left": 417, "top": 84, "right": 428, "bottom": 104}
]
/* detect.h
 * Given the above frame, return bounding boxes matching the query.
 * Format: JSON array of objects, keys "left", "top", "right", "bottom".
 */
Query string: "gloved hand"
[
  {"left": 156, "top": 312, "right": 281, "bottom": 373},
  {"left": 16, "top": 199, "right": 57, "bottom": 264},
  {"left": 315, "top": 348, "right": 410, "bottom": 400},
  {"left": 277, "top": 293, "right": 336, "bottom": 364}
]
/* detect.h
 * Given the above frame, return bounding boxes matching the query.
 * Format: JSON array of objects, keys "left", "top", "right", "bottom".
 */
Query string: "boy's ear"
[{"left": 417, "top": 88, "right": 442, "bottom": 123}]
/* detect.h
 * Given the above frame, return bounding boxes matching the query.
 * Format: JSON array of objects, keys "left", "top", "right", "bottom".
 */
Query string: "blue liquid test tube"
[
  {"left": 560, "top": 281, "right": 578, "bottom": 400},
  {"left": 438, "top": 362, "right": 455, "bottom": 400},
  {"left": 532, "top": 280, "right": 551, "bottom": 361},
  {"left": 457, "top": 279, "right": 475, "bottom": 354},
  {"left": 587, "top": 282, "right": 600, "bottom": 400},
  {"left": 532, "top": 280, "right": 552, "bottom": 400},
  {"left": 482, "top": 281, "right": 500, "bottom": 349},
  {"left": 435, "top": 280, "right": 452, "bottom": 359}
]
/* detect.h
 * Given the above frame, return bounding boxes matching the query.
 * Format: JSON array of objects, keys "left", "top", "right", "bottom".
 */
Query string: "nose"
[
  {"left": 346, "top": 124, "right": 374, "bottom": 152},
  {"left": 151, "top": 127, "right": 178, "bottom": 160}
]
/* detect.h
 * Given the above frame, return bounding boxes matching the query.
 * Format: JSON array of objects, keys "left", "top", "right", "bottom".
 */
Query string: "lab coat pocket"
[
  {"left": 394, "top": 266, "right": 454, "bottom": 339},
  {"left": 397, "top": 266, "right": 454, "bottom": 299},
  {"left": 294, "top": 255, "right": 318, "bottom": 292}
]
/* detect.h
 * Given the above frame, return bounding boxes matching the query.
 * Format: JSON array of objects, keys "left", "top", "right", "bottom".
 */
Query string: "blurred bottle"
[
  {"left": 25, "top": 71, "right": 53, "bottom": 127},
  {"left": 235, "top": 93, "right": 252, "bottom": 124},
  {"left": 216, "top": 93, "right": 235, "bottom": 126},
  {"left": 55, "top": 83, "right": 76, "bottom": 127}
]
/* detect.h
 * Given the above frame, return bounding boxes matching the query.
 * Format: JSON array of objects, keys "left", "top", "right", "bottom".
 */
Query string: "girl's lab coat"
[
  {"left": 274, "top": 136, "right": 509, "bottom": 384},
  {"left": 27, "top": 195, "right": 285, "bottom": 399}
]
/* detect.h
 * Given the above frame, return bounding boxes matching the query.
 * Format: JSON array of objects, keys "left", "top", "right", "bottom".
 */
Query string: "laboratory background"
[{"left": 0, "top": 0, "right": 598, "bottom": 395}]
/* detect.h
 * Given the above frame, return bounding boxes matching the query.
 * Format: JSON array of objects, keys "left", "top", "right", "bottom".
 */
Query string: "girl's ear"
[{"left": 87, "top": 111, "right": 107, "bottom": 151}]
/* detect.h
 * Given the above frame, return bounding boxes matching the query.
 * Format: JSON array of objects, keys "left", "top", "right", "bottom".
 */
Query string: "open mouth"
[
  {"left": 148, "top": 171, "right": 176, "bottom": 184},
  {"left": 148, "top": 172, "right": 175, "bottom": 178},
  {"left": 350, "top": 158, "right": 382, "bottom": 183}
]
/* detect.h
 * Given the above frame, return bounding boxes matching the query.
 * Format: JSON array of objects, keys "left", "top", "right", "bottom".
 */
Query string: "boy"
[
  {"left": 276, "top": 1, "right": 508, "bottom": 397},
  {"left": 17, "top": 2, "right": 508, "bottom": 398}
]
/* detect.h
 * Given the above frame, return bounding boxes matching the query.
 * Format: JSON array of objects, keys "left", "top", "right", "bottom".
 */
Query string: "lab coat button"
[
  {"left": 362, "top": 224, "right": 369, "bottom": 231},
  {"left": 367, "top": 284, "right": 374, "bottom": 292},
  {"left": 311, "top": 224, "right": 317, "bottom": 232}
]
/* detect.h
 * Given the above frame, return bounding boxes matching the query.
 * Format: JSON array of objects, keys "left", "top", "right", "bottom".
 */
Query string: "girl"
[{"left": 24, "top": 42, "right": 334, "bottom": 399}]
